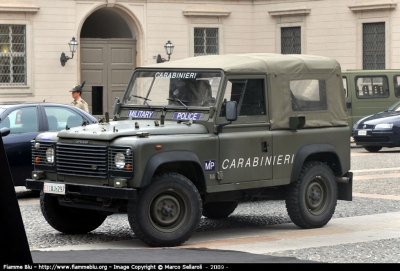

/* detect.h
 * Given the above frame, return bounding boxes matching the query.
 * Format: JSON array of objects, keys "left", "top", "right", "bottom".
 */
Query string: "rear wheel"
[
  {"left": 285, "top": 161, "right": 337, "bottom": 229},
  {"left": 40, "top": 192, "right": 107, "bottom": 234},
  {"left": 364, "top": 146, "right": 382, "bottom": 152},
  {"left": 128, "top": 172, "right": 202, "bottom": 247},
  {"left": 202, "top": 201, "right": 238, "bottom": 219}
]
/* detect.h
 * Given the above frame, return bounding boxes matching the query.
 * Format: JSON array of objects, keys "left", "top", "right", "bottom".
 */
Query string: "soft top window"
[{"left": 290, "top": 79, "right": 327, "bottom": 111}]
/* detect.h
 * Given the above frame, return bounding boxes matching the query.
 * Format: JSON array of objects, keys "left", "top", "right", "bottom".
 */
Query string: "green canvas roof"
[
  {"left": 140, "top": 53, "right": 341, "bottom": 76},
  {"left": 139, "top": 53, "right": 347, "bottom": 130}
]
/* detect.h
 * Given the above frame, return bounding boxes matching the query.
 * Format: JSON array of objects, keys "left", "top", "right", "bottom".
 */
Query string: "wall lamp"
[
  {"left": 157, "top": 40, "right": 174, "bottom": 63},
  {"left": 60, "top": 37, "right": 78, "bottom": 67}
]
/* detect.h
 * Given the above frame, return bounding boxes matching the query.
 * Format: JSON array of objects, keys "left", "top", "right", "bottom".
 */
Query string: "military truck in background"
[
  {"left": 342, "top": 69, "right": 400, "bottom": 129},
  {"left": 26, "top": 53, "right": 353, "bottom": 247}
]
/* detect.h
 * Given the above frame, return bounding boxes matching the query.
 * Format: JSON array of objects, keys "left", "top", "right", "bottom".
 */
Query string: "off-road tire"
[
  {"left": 364, "top": 146, "right": 382, "bottom": 152},
  {"left": 40, "top": 192, "right": 107, "bottom": 234},
  {"left": 285, "top": 161, "right": 337, "bottom": 229},
  {"left": 202, "top": 202, "right": 238, "bottom": 219},
  {"left": 127, "top": 172, "right": 202, "bottom": 247}
]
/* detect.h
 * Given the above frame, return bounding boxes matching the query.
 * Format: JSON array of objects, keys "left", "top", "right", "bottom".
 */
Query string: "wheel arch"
[
  {"left": 290, "top": 143, "right": 343, "bottom": 183},
  {"left": 141, "top": 151, "right": 206, "bottom": 193}
]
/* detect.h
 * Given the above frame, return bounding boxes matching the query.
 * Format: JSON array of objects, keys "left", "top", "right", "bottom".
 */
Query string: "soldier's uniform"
[
  {"left": 70, "top": 81, "right": 89, "bottom": 113},
  {"left": 71, "top": 98, "right": 89, "bottom": 113}
]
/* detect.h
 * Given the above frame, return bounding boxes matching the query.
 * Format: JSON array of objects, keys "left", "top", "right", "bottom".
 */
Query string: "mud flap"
[{"left": 337, "top": 171, "right": 353, "bottom": 201}]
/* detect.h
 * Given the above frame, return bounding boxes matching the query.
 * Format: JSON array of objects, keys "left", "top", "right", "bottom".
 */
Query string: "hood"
[
  {"left": 56, "top": 119, "right": 208, "bottom": 140},
  {"left": 359, "top": 111, "right": 400, "bottom": 125}
]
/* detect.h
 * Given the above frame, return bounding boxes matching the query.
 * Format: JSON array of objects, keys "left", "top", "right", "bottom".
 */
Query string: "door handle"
[{"left": 261, "top": 141, "right": 268, "bottom": 153}]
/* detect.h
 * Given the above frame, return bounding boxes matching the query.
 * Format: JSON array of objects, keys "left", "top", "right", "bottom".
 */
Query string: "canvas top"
[
  {"left": 141, "top": 53, "right": 341, "bottom": 77},
  {"left": 138, "top": 53, "right": 347, "bottom": 130}
]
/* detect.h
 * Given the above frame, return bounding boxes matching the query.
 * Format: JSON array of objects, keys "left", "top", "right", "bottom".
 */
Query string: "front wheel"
[
  {"left": 364, "top": 146, "right": 382, "bottom": 152},
  {"left": 285, "top": 161, "right": 337, "bottom": 229},
  {"left": 40, "top": 192, "right": 107, "bottom": 234},
  {"left": 128, "top": 172, "right": 202, "bottom": 247}
]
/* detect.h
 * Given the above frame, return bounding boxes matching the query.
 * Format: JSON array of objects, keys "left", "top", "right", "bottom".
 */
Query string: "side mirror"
[
  {"left": 225, "top": 101, "right": 238, "bottom": 122},
  {"left": 215, "top": 101, "right": 237, "bottom": 134},
  {"left": 0, "top": 127, "right": 10, "bottom": 137},
  {"left": 113, "top": 97, "right": 120, "bottom": 116}
]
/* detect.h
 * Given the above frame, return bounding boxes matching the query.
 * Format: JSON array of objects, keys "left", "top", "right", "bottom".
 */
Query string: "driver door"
[{"left": 217, "top": 76, "right": 273, "bottom": 185}]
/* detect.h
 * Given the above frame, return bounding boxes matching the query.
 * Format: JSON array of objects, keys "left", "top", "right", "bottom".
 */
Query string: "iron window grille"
[
  {"left": 0, "top": 25, "right": 26, "bottom": 86},
  {"left": 281, "top": 27, "right": 301, "bottom": 54},
  {"left": 363, "top": 22, "right": 385, "bottom": 70},
  {"left": 194, "top": 28, "right": 219, "bottom": 56}
]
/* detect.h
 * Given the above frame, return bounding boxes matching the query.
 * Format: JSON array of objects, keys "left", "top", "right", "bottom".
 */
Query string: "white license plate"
[
  {"left": 358, "top": 130, "right": 367, "bottom": 136},
  {"left": 44, "top": 183, "right": 65, "bottom": 195}
]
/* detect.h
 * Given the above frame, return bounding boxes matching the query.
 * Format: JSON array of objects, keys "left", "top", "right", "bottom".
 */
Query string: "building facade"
[{"left": 0, "top": 0, "right": 398, "bottom": 115}]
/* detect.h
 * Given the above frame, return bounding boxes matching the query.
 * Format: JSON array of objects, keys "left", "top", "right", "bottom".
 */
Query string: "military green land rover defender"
[{"left": 26, "top": 53, "right": 353, "bottom": 247}]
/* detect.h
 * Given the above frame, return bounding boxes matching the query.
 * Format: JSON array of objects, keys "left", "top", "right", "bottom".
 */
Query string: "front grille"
[
  {"left": 56, "top": 143, "right": 108, "bottom": 178},
  {"left": 31, "top": 141, "right": 55, "bottom": 166},
  {"left": 356, "top": 124, "right": 375, "bottom": 129},
  {"left": 354, "top": 136, "right": 390, "bottom": 143}
]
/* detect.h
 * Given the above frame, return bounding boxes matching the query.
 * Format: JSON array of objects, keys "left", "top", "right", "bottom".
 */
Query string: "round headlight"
[
  {"left": 115, "top": 152, "right": 125, "bottom": 169},
  {"left": 46, "top": 147, "right": 54, "bottom": 163}
]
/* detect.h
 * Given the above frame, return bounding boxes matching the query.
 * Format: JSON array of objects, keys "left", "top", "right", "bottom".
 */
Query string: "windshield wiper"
[
  {"left": 131, "top": 94, "right": 152, "bottom": 108},
  {"left": 167, "top": 97, "right": 190, "bottom": 111}
]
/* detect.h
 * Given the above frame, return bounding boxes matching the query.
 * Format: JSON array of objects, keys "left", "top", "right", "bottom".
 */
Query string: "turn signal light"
[
  {"left": 126, "top": 164, "right": 132, "bottom": 170},
  {"left": 35, "top": 156, "right": 40, "bottom": 164},
  {"left": 155, "top": 145, "right": 162, "bottom": 150}
]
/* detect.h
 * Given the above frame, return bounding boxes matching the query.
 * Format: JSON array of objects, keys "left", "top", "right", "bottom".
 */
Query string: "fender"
[
  {"left": 290, "top": 143, "right": 342, "bottom": 183},
  {"left": 141, "top": 151, "right": 203, "bottom": 187}
]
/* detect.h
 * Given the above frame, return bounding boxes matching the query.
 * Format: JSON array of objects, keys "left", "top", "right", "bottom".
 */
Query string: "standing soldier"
[{"left": 70, "top": 81, "right": 89, "bottom": 113}]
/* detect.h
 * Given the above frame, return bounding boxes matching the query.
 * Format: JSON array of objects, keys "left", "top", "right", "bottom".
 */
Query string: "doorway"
[{"left": 80, "top": 8, "right": 137, "bottom": 117}]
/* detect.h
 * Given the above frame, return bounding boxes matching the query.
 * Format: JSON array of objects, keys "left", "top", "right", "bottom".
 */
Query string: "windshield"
[
  {"left": 123, "top": 70, "right": 222, "bottom": 108},
  {"left": 387, "top": 101, "right": 400, "bottom": 112},
  {"left": 0, "top": 108, "right": 6, "bottom": 115}
]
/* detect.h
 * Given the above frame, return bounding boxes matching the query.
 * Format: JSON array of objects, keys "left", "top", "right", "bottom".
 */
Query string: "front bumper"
[
  {"left": 353, "top": 130, "right": 400, "bottom": 147},
  {"left": 26, "top": 179, "right": 137, "bottom": 200}
]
